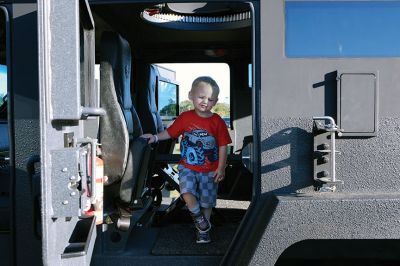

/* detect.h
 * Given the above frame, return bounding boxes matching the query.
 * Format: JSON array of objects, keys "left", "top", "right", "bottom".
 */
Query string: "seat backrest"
[
  {"left": 136, "top": 64, "right": 177, "bottom": 155},
  {"left": 99, "top": 32, "right": 150, "bottom": 204},
  {"left": 136, "top": 64, "right": 164, "bottom": 135},
  {"left": 0, "top": 122, "right": 8, "bottom": 153},
  {"left": 101, "top": 32, "right": 142, "bottom": 140}
]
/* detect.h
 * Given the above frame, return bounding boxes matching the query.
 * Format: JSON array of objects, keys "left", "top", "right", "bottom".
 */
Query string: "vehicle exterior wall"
[
  {"left": 225, "top": 0, "right": 400, "bottom": 265},
  {"left": 262, "top": 0, "right": 400, "bottom": 194}
]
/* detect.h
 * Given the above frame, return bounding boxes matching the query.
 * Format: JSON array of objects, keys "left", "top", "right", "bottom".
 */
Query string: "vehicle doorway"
[{"left": 90, "top": 1, "right": 255, "bottom": 264}]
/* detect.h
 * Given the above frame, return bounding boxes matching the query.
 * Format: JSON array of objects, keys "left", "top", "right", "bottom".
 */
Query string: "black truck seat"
[
  {"left": 136, "top": 63, "right": 181, "bottom": 211},
  {"left": 99, "top": 31, "right": 152, "bottom": 230}
]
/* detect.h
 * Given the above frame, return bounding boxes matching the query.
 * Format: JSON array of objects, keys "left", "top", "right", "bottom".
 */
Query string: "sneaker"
[
  {"left": 196, "top": 230, "right": 211, "bottom": 244},
  {"left": 191, "top": 212, "right": 211, "bottom": 233}
]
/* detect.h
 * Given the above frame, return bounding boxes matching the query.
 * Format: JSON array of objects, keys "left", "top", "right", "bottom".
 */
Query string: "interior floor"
[{"left": 92, "top": 193, "right": 249, "bottom": 265}]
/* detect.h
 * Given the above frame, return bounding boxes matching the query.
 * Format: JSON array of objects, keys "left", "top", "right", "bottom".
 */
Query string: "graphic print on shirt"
[{"left": 180, "top": 129, "right": 218, "bottom": 166}]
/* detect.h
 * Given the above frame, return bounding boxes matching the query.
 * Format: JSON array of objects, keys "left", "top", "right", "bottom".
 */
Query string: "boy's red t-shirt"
[{"left": 167, "top": 110, "right": 232, "bottom": 172}]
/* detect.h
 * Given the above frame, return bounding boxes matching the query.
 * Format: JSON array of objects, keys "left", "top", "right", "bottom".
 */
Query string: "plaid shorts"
[{"left": 178, "top": 164, "right": 218, "bottom": 208}]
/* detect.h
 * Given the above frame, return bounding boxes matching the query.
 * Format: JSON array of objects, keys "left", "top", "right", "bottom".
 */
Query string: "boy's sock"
[{"left": 188, "top": 203, "right": 201, "bottom": 215}]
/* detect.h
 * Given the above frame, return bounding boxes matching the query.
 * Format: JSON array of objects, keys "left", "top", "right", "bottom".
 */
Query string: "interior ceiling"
[
  {"left": 165, "top": 2, "right": 250, "bottom": 15},
  {"left": 91, "top": 2, "right": 252, "bottom": 62}
]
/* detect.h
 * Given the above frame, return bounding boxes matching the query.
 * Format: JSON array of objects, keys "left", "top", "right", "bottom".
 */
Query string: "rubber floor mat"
[{"left": 151, "top": 223, "right": 238, "bottom": 255}]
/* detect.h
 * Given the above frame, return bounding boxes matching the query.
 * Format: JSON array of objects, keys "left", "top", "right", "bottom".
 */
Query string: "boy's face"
[{"left": 189, "top": 82, "right": 218, "bottom": 115}]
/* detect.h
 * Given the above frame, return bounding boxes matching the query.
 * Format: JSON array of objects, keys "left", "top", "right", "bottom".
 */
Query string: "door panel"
[{"left": 38, "top": 1, "right": 99, "bottom": 265}]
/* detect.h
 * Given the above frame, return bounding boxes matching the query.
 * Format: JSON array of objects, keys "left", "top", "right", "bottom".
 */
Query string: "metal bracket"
[
  {"left": 313, "top": 116, "right": 344, "bottom": 191},
  {"left": 51, "top": 147, "right": 88, "bottom": 218}
]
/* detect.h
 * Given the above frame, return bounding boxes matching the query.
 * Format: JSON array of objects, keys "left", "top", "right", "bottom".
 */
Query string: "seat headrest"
[{"left": 100, "top": 32, "right": 132, "bottom": 111}]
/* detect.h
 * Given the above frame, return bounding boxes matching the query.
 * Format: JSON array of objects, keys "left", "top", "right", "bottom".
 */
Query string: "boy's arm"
[
  {"left": 214, "top": 145, "right": 228, "bottom": 183},
  {"left": 141, "top": 130, "right": 172, "bottom": 144}
]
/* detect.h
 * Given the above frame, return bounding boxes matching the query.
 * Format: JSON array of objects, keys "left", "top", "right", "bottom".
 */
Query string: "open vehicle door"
[{"left": 38, "top": 0, "right": 102, "bottom": 265}]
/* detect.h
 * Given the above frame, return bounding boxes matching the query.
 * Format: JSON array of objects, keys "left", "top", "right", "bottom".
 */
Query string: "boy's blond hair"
[{"left": 191, "top": 76, "right": 220, "bottom": 96}]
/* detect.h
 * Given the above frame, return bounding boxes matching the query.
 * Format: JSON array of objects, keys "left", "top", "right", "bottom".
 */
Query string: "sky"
[{"left": 156, "top": 63, "right": 230, "bottom": 103}]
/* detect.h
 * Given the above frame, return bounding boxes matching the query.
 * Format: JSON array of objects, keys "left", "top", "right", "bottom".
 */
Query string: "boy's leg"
[
  {"left": 198, "top": 207, "right": 212, "bottom": 243},
  {"left": 202, "top": 207, "right": 212, "bottom": 221},
  {"left": 198, "top": 170, "right": 218, "bottom": 216},
  {"left": 178, "top": 165, "right": 211, "bottom": 232},
  {"left": 183, "top": 194, "right": 211, "bottom": 233},
  {"left": 195, "top": 171, "right": 218, "bottom": 244},
  {"left": 178, "top": 164, "right": 199, "bottom": 210},
  {"left": 182, "top": 192, "right": 199, "bottom": 210}
]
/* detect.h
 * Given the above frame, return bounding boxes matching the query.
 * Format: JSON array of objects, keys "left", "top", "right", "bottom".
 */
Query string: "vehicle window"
[
  {"left": 158, "top": 79, "right": 178, "bottom": 119},
  {"left": 0, "top": 10, "right": 7, "bottom": 115},
  {"left": 248, "top": 63, "right": 252, "bottom": 88},
  {"left": 286, "top": 1, "right": 400, "bottom": 57},
  {"left": 0, "top": 10, "right": 6, "bottom": 108},
  {"left": 0, "top": 64, "right": 5, "bottom": 107}
]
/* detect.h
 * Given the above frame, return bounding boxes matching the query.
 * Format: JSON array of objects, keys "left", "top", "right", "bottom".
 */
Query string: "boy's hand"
[
  {"left": 213, "top": 168, "right": 225, "bottom": 183},
  {"left": 141, "top": 133, "right": 155, "bottom": 144}
]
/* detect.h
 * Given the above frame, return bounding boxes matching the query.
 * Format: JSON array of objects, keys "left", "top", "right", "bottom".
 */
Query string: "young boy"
[{"left": 142, "top": 76, "right": 232, "bottom": 243}]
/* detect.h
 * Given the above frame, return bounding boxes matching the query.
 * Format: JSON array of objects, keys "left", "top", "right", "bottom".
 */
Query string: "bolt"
[
  {"left": 62, "top": 168, "right": 68, "bottom": 172},
  {"left": 70, "top": 192, "right": 76, "bottom": 196},
  {"left": 70, "top": 175, "right": 76, "bottom": 180},
  {"left": 62, "top": 200, "right": 69, "bottom": 205}
]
